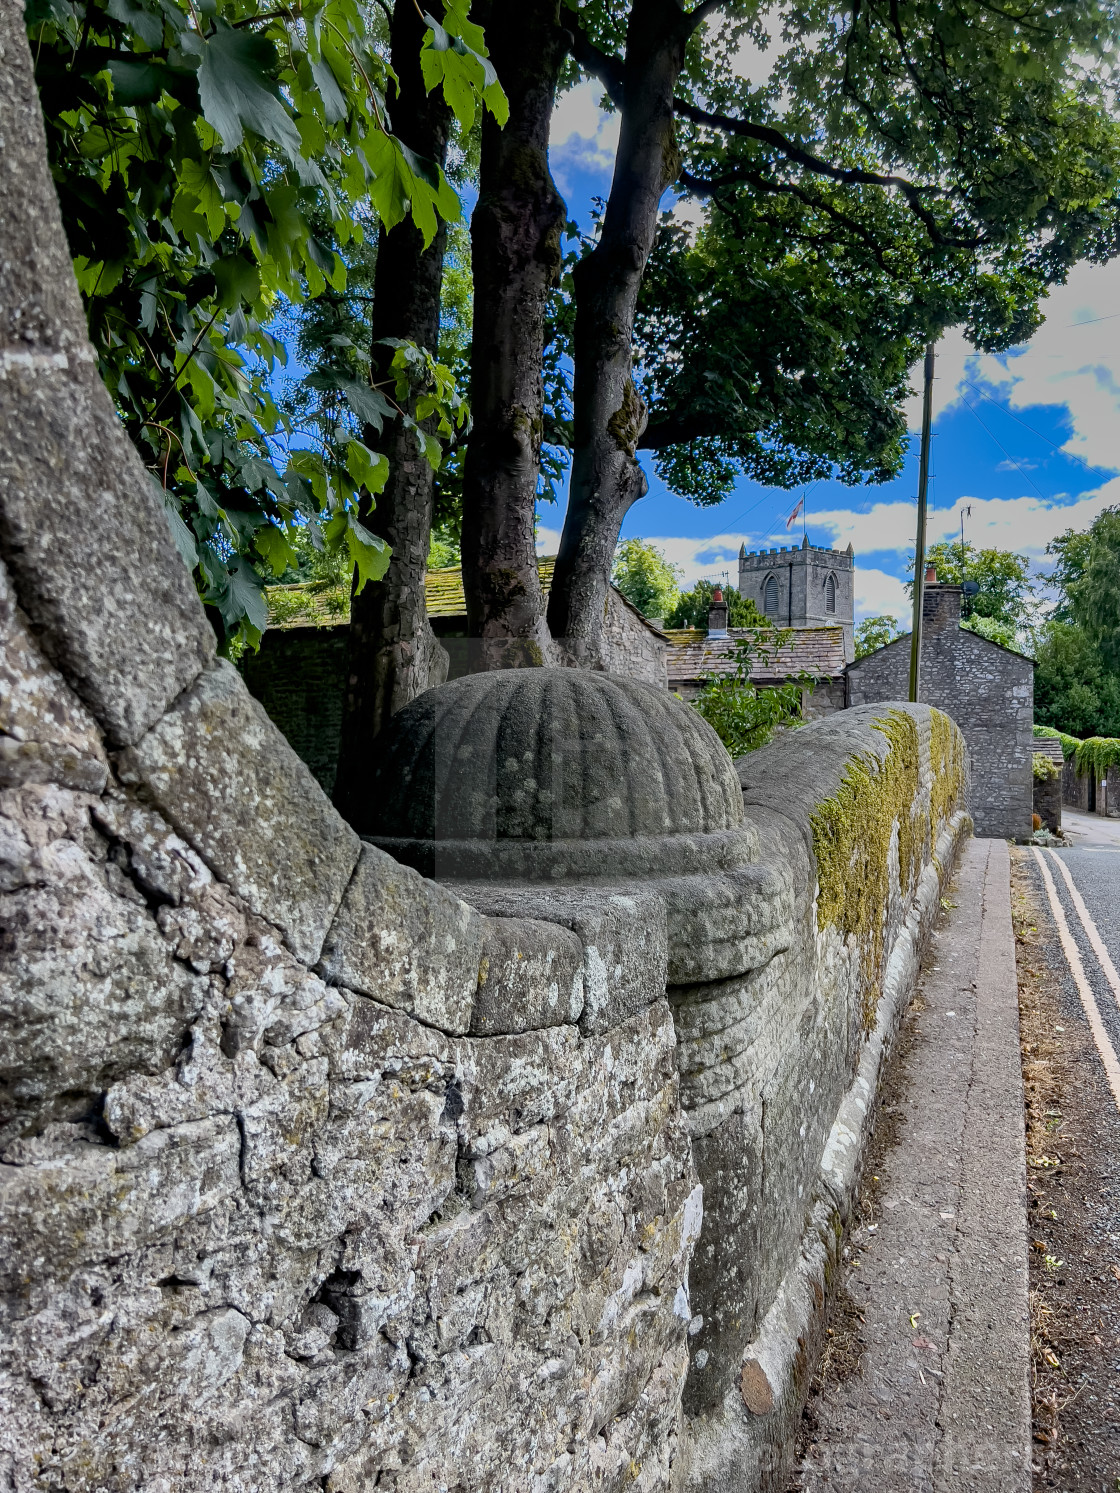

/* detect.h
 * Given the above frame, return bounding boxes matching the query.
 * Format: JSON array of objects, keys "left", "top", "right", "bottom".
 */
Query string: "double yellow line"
[{"left": 1033, "top": 847, "right": 1120, "bottom": 1111}]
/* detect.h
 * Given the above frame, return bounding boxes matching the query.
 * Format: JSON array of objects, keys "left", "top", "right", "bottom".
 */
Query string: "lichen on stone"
[{"left": 809, "top": 707, "right": 964, "bottom": 1033}]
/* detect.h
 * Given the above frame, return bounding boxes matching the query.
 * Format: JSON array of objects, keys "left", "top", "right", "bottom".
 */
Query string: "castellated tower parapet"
[{"left": 738, "top": 534, "right": 856, "bottom": 663}]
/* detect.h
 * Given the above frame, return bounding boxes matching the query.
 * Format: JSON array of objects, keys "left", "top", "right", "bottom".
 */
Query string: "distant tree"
[
  {"left": 961, "top": 613, "right": 1018, "bottom": 650},
  {"left": 666, "top": 581, "right": 766, "bottom": 631},
  {"left": 1034, "top": 620, "right": 1120, "bottom": 739},
  {"left": 910, "top": 542, "right": 1036, "bottom": 634},
  {"left": 611, "top": 539, "right": 682, "bottom": 619},
  {"left": 1051, "top": 508, "right": 1120, "bottom": 671},
  {"left": 855, "top": 616, "right": 904, "bottom": 658},
  {"left": 691, "top": 635, "right": 812, "bottom": 757}
]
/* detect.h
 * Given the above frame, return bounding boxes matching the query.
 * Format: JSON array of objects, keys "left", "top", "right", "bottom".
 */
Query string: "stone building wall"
[
  {"left": 239, "top": 628, "right": 349, "bottom": 794},
  {"left": 1, "top": 18, "right": 969, "bottom": 1493},
  {"left": 1034, "top": 770, "right": 1062, "bottom": 833},
  {"left": 846, "top": 586, "right": 1033, "bottom": 839}
]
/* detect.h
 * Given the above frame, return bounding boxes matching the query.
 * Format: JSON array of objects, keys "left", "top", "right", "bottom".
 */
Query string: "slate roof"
[
  {"left": 263, "top": 557, "right": 667, "bottom": 640},
  {"left": 665, "top": 626, "right": 848, "bottom": 686},
  {"left": 1032, "top": 736, "right": 1065, "bottom": 767},
  {"left": 265, "top": 560, "right": 559, "bottom": 630}
]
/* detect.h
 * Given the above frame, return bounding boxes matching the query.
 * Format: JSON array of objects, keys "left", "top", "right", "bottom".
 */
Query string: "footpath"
[{"left": 793, "top": 838, "right": 1032, "bottom": 1491}]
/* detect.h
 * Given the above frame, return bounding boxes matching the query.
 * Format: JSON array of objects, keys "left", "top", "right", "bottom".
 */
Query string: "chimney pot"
[{"left": 925, "top": 565, "right": 937, "bottom": 583}]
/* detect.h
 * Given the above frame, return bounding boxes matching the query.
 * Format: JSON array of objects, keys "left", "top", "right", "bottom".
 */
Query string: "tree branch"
[
  {"left": 681, "top": 0, "right": 734, "bottom": 36},
  {"left": 562, "top": 15, "right": 625, "bottom": 108},
  {"left": 673, "top": 98, "right": 984, "bottom": 249}
]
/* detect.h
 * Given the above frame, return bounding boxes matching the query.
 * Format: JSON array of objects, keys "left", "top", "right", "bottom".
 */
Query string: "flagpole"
[{"left": 908, "top": 342, "right": 936, "bottom": 703}]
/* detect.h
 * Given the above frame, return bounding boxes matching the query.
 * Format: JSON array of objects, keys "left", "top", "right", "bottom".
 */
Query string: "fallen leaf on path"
[{"left": 912, "top": 1336, "right": 936, "bottom": 1349}]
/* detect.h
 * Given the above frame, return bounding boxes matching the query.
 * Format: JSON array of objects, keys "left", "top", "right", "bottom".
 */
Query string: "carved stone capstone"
[{"left": 365, "top": 667, "right": 758, "bottom": 881}]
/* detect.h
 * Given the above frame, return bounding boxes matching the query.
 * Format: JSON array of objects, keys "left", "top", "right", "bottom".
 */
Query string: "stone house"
[
  {"left": 665, "top": 614, "right": 849, "bottom": 716},
  {"left": 240, "top": 559, "right": 668, "bottom": 793},
  {"left": 846, "top": 578, "right": 1035, "bottom": 839}
]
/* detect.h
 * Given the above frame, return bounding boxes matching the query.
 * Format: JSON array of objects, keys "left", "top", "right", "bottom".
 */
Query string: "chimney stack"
[
  {"left": 922, "top": 571, "right": 963, "bottom": 637},
  {"left": 708, "top": 586, "right": 729, "bottom": 638}
]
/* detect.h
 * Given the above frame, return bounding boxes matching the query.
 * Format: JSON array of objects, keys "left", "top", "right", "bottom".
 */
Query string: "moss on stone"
[{"left": 810, "top": 708, "right": 964, "bottom": 1033}]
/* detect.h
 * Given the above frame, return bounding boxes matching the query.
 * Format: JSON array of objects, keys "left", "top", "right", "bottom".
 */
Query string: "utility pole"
[{"left": 909, "top": 343, "right": 936, "bottom": 703}]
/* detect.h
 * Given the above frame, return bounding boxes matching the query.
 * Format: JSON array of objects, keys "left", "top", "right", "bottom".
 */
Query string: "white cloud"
[
  {"left": 536, "top": 525, "right": 563, "bottom": 557},
  {"left": 853, "top": 568, "right": 910, "bottom": 626},
  {"left": 905, "top": 259, "right": 1120, "bottom": 471},
  {"left": 549, "top": 82, "right": 620, "bottom": 193},
  {"left": 812, "top": 481, "right": 1120, "bottom": 565}
]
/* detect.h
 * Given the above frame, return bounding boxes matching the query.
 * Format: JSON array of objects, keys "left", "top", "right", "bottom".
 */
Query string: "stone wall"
[
  {"left": 673, "top": 705, "right": 969, "bottom": 1490},
  {"left": 1, "top": 17, "right": 970, "bottom": 1492},
  {"left": 1034, "top": 769, "right": 1062, "bottom": 832},
  {"left": 846, "top": 598, "right": 1033, "bottom": 839}
]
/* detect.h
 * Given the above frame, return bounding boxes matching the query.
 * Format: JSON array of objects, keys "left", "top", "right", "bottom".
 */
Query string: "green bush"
[{"left": 1032, "top": 754, "right": 1059, "bottom": 782}]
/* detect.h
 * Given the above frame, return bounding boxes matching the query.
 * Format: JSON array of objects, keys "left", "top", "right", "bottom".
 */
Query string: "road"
[{"left": 1022, "top": 821, "right": 1120, "bottom": 1490}]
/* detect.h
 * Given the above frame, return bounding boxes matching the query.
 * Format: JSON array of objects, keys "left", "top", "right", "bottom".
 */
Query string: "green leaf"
[
  {"left": 107, "top": 60, "right": 167, "bottom": 104},
  {"left": 344, "top": 514, "right": 391, "bottom": 594},
  {"left": 254, "top": 522, "right": 298, "bottom": 576},
  {"left": 220, "top": 555, "right": 269, "bottom": 633},
  {"left": 213, "top": 254, "right": 261, "bottom": 310},
  {"left": 345, "top": 438, "right": 389, "bottom": 493},
  {"left": 310, "top": 55, "right": 349, "bottom": 126},
  {"left": 106, "top": 0, "right": 164, "bottom": 49},
  {"left": 190, "top": 23, "right": 303, "bottom": 162}
]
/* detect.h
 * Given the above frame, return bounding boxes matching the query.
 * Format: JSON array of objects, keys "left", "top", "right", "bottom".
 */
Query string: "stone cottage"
[{"left": 846, "top": 576, "right": 1034, "bottom": 839}]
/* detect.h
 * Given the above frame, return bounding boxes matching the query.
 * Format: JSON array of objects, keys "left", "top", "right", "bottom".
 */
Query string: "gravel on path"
[{"left": 791, "top": 838, "right": 1031, "bottom": 1491}]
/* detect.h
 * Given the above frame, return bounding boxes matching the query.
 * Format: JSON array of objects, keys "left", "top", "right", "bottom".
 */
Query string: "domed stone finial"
[{"left": 363, "top": 669, "right": 755, "bottom": 881}]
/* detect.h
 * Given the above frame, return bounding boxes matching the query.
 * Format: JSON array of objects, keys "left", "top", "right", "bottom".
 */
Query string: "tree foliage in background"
[
  {"left": 28, "top": 0, "right": 499, "bottom": 648},
  {"left": 665, "top": 579, "right": 766, "bottom": 630},
  {"left": 1051, "top": 508, "right": 1120, "bottom": 671},
  {"left": 908, "top": 541, "right": 1036, "bottom": 633},
  {"left": 855, "top": 615, "right": 903, "bottom": 658},
  {"left": 690, "top": 633, "right": 813, "bottom": 756},
  {"left": 611, "top": 537, "right": 682, "bottom": 618},
  {"left": 1034, "top": 510, "right": 1120, "bottom": 737}
]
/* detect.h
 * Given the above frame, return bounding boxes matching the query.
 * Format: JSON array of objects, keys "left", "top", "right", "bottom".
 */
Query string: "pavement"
[
  {"left": 794, "top": 838, "right": 1032, "bottom": 1491},
  {"left": 1060, "top": 808, "right": 1120, "bottom": 851}
]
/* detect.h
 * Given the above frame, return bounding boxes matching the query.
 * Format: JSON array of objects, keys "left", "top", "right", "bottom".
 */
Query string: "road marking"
[
  {"left": 1032, "top": 848, "right": 1120, "bottom": 1115},
  {"left": 1047, "top": 850, "right": 1120, "bottom": 1014}
]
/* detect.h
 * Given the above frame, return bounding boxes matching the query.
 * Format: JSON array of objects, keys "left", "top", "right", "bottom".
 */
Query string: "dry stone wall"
[{"left": 1, "top": 11, "right": 969, "bottom": 1490}]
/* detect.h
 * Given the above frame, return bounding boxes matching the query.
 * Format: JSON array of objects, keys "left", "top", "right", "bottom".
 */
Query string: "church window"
[
  {"left": 762, "top": 574, "right": 779, "bottom": 617},
  {"left": 825, "top": 573, "right": 837, "bottom": 614}
]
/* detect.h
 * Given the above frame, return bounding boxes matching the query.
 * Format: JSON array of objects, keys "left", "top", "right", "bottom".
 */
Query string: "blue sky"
[{"left": 537, "top": 81, "right": 1120, "bottom": 626}]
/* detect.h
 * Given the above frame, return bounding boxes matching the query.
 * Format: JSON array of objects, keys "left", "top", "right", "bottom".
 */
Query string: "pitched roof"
[
  {"left": 265, "top": 559, "right": 559, "bottom": 631},
  {"left": 665, "top": 626, "right": 847, "bottom": 686},
  {"left": 263, "top": 557, "right": 666, "bottom": 640},
  {"left": 1032, "top": 736, "right": 1065, "bottom": 767}
]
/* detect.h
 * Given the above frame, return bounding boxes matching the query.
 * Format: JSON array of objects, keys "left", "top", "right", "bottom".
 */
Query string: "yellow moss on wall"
[{"left": 810, "top": 708, "right": 964, "bottom": 1032}]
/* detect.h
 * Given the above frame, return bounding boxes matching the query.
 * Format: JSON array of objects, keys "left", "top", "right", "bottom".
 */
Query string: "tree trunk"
[
  {"left": 459, "top": 0, "right": 567, "bottom": 670},
  {"left": 547, "top": 0, "right": 688, "bottom": 660},
  {"left": 333, "top": 1, "right": 451, "bottom": 824}
]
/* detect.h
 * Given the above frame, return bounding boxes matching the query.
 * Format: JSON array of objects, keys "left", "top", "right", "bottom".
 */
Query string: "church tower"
[{"left": 738, "top": 535, "right": 856, "bottom": 663}]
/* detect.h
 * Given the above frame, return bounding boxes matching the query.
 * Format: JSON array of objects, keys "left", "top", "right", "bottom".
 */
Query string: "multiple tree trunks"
[
  {"left": 333, "top": 0, "right": 451, "bottom": 819},
  {"left": 459, "top": 0, "right": 568, "bottom": 671}
]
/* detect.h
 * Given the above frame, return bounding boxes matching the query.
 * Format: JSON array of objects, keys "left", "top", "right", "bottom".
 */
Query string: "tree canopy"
[{"left": 29, "top": 0, "right": 499, "bottom": 647}]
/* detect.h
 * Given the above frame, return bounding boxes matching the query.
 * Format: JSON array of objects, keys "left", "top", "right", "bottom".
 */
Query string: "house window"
[
  {"left": 763, "top": 574, "right": 779, "bottom": 617},
  {"left": 825, "top": 573, "right": 837, "bottom": 614}
]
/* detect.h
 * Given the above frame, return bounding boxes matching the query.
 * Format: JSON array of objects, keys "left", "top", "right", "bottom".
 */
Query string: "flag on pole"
[{"left": 785, "top": 497, "right": 804, "bottom": 530}]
